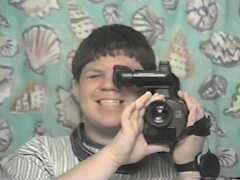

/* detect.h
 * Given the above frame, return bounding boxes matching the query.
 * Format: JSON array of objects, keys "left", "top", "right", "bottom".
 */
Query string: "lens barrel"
[{"left": 144, "top": 100, "right": 173, "bottom": 128}]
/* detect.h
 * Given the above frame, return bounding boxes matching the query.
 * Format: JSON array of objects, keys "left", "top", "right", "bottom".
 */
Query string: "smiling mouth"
[{"left": 97, "top": 100, "right": 124, "bottom": 106}]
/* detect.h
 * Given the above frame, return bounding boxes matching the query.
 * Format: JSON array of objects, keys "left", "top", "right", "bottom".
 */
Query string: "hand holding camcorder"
[
  {"left": 113, "top": 62, "right": 188, "bottom": 145},
  {"left": 113, "top": 62, "right": 219, "bottom": 177}
]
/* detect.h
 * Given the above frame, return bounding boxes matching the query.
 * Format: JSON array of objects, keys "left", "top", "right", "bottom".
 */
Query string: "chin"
[
  {"left": 96, "top": 112, "right": 122, "bottom": 124},
  {"left": 102, "top": 119, "right": 121, "bottom": 128},
  {"left": 93, "top": 116, "right": 121, "bottom": 128}
]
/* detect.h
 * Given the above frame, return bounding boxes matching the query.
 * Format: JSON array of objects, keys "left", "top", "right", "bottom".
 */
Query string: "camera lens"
[{"left": 144, "top": 100, "right": 173, "bottom": 128}]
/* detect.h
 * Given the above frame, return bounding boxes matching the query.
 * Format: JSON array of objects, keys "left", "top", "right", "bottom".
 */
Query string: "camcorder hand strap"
[{"left": 184, "top": 115, "right": 211, "bottom": 137}]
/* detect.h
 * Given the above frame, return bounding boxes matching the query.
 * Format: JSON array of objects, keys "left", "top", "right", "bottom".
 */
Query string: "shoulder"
[
  {"left": 2, "top": 135, "right": 75, "bottom": 178},
  {"left": 20, "top": 135, "right": 71, "bottom": 154},
  {"left": 2, "top": 135, "right": 71, "bottom": 163}
]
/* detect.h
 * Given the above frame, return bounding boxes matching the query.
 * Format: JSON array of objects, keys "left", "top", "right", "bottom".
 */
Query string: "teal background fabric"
[{"left": 0, "top": 0, "right": 240, "bottom": 178}]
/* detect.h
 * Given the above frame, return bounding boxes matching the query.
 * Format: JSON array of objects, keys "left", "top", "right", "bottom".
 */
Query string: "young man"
[{"left": 2, "top": 24, "right": 209, "bottom": 180}]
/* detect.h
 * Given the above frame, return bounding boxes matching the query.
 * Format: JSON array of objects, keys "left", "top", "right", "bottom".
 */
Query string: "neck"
[
  {"left": 70, "top": 123, "right": 145, "bottom": 174},
  {"left": 84, "top": 122, "right": 120, "bottom": 145}
]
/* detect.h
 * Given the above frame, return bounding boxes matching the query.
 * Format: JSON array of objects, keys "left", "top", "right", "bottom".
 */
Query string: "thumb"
[{"left": 147, "top": 144, "right": 170, "bottom": 155}]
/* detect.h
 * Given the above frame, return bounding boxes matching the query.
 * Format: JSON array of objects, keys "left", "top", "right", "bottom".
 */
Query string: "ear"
[{"left": 71, "top": 80, "right": 80, "bottom": 102}]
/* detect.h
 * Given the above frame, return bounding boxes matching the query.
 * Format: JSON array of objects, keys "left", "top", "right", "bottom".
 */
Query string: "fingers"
[
  {"left": 121, "top": 91, "right": 166, "bottom": 134},
  {"left": 135, "top": 91, "right": 152, "bottom": 110},
  {"left": 178, "top": 91, "right": 204, "bottom": 127},
  {"left": 121, "top": 91, "right": 152, "bottom": 133},
  {"left": 121, "top": 101, "right": 137, "bottom": 132},
  {"left": 146, "top": 92, "right": 166, "bottom": 106}
]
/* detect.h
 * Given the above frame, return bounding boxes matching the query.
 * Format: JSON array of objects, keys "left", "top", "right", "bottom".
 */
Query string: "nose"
[{"left": 101, "top": 71, "right": 118, "bottom": 91}]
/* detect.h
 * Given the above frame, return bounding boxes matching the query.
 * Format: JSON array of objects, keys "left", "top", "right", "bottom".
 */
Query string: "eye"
[
  {"left": 88, "top": 75, "right": 100, "bottom": 78},
  {"left": 86, "top": 73, "right": 102, "bottom": 79}
]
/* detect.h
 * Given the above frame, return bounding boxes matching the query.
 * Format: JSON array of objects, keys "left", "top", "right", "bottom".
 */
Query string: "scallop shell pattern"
[
  {"left": 10, "top": 0, "right": 60, "bottom": 18},
  {"left": 0, "top": 118, "right": 12, "bottom": 152},
  {"left": 23, "top": 25, "right": 61, "bottom": 73},
  {"left": 187, "top": 0, "right": 218, "bottom": 31},
  {"left": 167, "top": 31, "right": 194, "bottom": 79},
  {"left": 224, "top": 84, "right": 240, "bottom": 118},
  {"left": 0, "top": 66, "right": 13, "bottom": 82},
  {"left": 198, "top": 74, "right": 227, "bottom": 100},
  {"left": 162, "top": 0, "right": 179, "bottom": 10},
  {"left": 11, "top": 82, "right": 47, "bottom": 113},
  {"left": 0, "top": 14, "right": 9, "bottom": 27},
  {"left": 200, "top": 32, "right": 240, "bottom": 67},
  {"left": 103, "top": 4, "right": 122, "bottom": 24},
  {"left": 217, "top": 148, "right": 238, "bottom": 167},
  {"left": 66, "top": 50, "right": 76, "bottom": 71},
  {"left": 65, "top": 0, "right": 97, "bottom": 40},
  {"left": 0, "top": 36, "right": 18, "bottom": 57},
  {"left": 0, "top": 66, "right": 14, "bottom": 105},
  {"left": 131, "top": 6, "right": 165, "bottom": 45},
  {"left": 56, "top": 87, "right": 81, "bottom": 129}
]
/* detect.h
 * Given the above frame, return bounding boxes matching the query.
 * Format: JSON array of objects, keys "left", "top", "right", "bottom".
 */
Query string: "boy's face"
[{"left": 75, "top": 55, "right": 143, "bottom": 131}]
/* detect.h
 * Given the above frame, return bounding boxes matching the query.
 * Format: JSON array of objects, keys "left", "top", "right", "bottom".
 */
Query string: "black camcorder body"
[{"left": 113, "top": 62, "right": 188, "bottom": 145}]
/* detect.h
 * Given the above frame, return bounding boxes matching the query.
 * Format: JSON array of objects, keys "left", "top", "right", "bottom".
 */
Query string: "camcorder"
[
  {"left": 113, "top": 62, "right": 188, "bottom": 145},
  {"left": 113, "top": 62, "right": 220, "bottom": 178}
]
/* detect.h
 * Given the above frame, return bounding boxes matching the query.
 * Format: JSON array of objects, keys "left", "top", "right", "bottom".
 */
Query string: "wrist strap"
[
  {"left": 185, "top": 115, "right": 211, "bottom": 137},
  {"left": 175, "top": 151, "right": 220, "bottom": 178},
  {"left": 175, "top": 160, "right": 199, "bottom": 172}
]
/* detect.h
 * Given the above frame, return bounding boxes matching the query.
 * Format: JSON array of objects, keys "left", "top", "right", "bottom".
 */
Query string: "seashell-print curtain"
[{"left": 0, "top": 0, "right": 240, "bottom": 178}]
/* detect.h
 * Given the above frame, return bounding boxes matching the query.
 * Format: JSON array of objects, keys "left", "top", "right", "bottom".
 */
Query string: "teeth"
[{"left": 98, "top": 100, "right": 122, "bottom": 106}]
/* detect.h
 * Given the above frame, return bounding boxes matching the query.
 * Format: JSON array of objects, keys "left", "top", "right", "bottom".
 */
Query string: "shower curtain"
[{"left": 0, "top": 0, "right": 239, "bottom": 178}]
